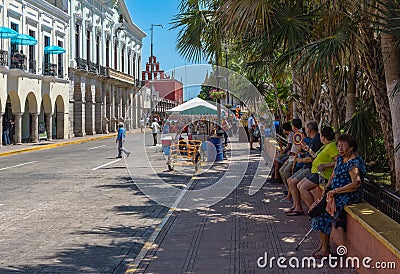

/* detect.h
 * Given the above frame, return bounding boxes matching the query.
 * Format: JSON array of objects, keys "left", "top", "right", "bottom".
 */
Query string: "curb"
[{"left": 0, "top": 134, "right": 116, "bottom": 157}]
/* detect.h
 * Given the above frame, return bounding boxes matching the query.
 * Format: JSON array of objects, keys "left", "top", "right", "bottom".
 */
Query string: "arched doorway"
[
  {"left": 73, "top": 83, "right": 84, "bottom": 136},
  {"left": 54, "top": 95, "right": 65, "bottom": 139},
  {"left": 22, "top": 92, "right": 38, "bottom": 142}
]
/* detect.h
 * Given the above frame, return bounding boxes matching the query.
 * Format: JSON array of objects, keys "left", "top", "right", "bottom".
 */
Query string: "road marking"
[
  {"left": 91, "top": 159, "right": 121, "bottom": 170},
  {"left": 87, "top": 145, "right": 106, "bottom": 150},
  {"left": 0, "top": 161, "right": 37, "bottom": 171}
]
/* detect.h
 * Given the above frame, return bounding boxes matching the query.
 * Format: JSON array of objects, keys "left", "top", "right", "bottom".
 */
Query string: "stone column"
[
  {"left": 102, "top": 89, "right": 109, "bottom": 133},
  {"left": 57, "top": 111, "right": 64, "bottom": 139},
  {"left": 95, "top": 85, "right": 103, "bottom": 134},
  {"left": 110, "top": 86, "right": 116, "bottom": 132},
  {"left": 13, "top": 113, "right": 23, "bottom": 145},
  {"left": 0, "top": 113, "right": 3, "bottom": 147},
  {"left": 45, "top": 113, "right": 53, "bottom": 141},
  {"left": 132, "top": 94, "right": 137, "bottom": 129},
  {"left": 30, "top": 113, "right": 39, "bottom": 143}
]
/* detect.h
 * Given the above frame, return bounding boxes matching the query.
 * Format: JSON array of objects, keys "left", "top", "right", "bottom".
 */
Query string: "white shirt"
[
  {"left": 151, "top": 121, "right": 160, "bottom": 133},
  {"left": 248, "top": 116, "right": 255, "bottom": 129}
]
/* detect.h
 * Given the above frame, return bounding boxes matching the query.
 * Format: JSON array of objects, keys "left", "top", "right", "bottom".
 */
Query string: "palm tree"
[{"left": 378, "top": 0, "right": 400, "bottom": 192}]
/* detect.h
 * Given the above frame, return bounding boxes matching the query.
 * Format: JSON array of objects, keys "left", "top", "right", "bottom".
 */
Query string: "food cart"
[{"left": 165, "top": 139, "right": 202, "bottom": 172}]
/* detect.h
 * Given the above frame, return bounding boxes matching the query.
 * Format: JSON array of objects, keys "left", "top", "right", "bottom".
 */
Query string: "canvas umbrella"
[
  {"left": 11, "top": 34, "right": 38, "bottom": 46},
  {"left": 44, "top": 45, "right": 66, "bottom": 54},
  {"left": 0, "top": 26, "right": 18, "bottom": 50}
]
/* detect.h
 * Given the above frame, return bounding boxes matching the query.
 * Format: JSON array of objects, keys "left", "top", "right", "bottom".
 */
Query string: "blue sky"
[{"left": 125, "top": 0, "right": 210, "bottom": 101}]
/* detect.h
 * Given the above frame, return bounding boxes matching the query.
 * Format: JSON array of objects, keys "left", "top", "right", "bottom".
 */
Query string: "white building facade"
[
  {"left": 68, "top": 0, "right": 146, "bottom": 137},
  {"left": 0, "top": 0, "right": 148, "bottom": 147},
  {"left": 0, "top": 0, "right": 70, "bottom": 145}
]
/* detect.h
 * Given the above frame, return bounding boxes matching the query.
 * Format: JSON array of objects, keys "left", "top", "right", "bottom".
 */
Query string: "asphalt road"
[{"left": 0, "top": 132, "right": 189, "bottom": 273}]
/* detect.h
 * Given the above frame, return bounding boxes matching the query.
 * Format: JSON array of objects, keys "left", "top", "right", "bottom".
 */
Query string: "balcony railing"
[
  {"left": 99, "top": 65, "right": 108, "bottom": 76},
  {"left": 76, "top": 57, "right": 87, "bottom": 70},
  {"left": 43, "top": 63, "right": 57, "bottom": 76},
  {"left": 10, "top": 54, "right": 26, "bottom": 70},
  {"left": 0, "top": 50, "right": 8, "bottom": 66},
  {"left": 88, "top": 61, "right": 98, "bottom": 74},
  {"left": 57, "top": 65, "right": 64, "bottom": 78},
  {"left": 28, "top": 60, "right": 36, "bottom": 74}
]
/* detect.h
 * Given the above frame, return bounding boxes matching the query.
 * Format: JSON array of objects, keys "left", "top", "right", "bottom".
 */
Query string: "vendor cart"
[{"left": 166, "top": 139, "right": 202, "bottom": 172}]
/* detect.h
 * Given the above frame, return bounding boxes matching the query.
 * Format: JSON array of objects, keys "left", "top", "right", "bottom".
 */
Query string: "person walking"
[
  {"left": 116, "top": 122, "right": 130, "bottom": 158},
  {"left": 151, "top": 118, "right": 161, "bottom": 146},
  {"left": 3, "top": 118, "right": 13, "bottom": 145},
  {"left": 247, "top": 113, "right": 257, "bottom": 150},
  {"left": 139, "top": 118, "right": 145, "bottom": 133}
]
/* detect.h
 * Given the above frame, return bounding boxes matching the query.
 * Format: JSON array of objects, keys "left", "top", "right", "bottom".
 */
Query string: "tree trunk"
[
  {"left": 345, "top": 56, "right": 357, "bottom": 122},
  {"left": 328, "top": 65, "right": 339, "bottom": 130},
  {"left": 361, "top": 35, "right": 396, "bottom": 188},
  {"left": 380, "top": 32, "right": 400, "bottom": 192}
]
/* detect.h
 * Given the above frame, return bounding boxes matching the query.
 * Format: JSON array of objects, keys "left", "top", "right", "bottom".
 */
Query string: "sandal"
[
  {"left": 286, "top": 211, "right": 304, "bottom": 216},
  {"left": 284, "top": 207, "right": 295, "bottom": 213}
]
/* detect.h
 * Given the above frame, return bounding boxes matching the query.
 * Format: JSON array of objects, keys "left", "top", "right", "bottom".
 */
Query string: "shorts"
[
  {"left": 290, "top": 168, "right": 311, "bottom": 181},
  {"left": 306, "top": 173, "right": 320, "bottom": 184},
  {"left": 276, "top": 153, "right": 289, "bottom": 164}
]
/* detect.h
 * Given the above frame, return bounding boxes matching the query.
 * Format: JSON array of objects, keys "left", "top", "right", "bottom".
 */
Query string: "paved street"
[{"left": 0, "top": 132, "right": 189, "bottom": 273}]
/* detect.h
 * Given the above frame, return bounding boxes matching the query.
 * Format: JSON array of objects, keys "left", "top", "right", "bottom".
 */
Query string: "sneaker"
[
  {"left": 126, "top": 152, "right": 131, "bottom": 157},
  {"left": 116, "top": 156, "right": 122, "bottom": 158}
]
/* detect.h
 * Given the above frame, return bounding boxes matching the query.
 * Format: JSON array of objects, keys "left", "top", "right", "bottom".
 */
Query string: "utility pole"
[{"left": 150, "top": 24, "right": 163, "bottom": 118}]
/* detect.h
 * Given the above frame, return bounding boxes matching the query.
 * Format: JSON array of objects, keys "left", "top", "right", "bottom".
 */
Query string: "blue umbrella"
[
  {"left": 44, "top": 45, "right": 66, "bottom": 54},
  {"left": 0, "top": 26, "right": 18, "bottom": 50},
  {"left": 11, "top": 34, "right": 37, "bottom": 46},
  {"left": 0, "top": 26, "right": 18, "bottom": 39}
]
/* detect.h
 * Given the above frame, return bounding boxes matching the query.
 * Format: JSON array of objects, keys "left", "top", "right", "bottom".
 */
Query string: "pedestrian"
[
  {"left": 139, "top": 117, "right": 145, "bottom": 133},
  {"left": 3, "top": 118, "right": 13, "bottom": 145},
  {"left": 247, "top": 113, "right": 257, "bottom": 150},
  {"left": 151, "top": 118, "right": 161, "bottom": 146},
  {"left": 116, "top": 122, "right": 130, "bottom": 158}
]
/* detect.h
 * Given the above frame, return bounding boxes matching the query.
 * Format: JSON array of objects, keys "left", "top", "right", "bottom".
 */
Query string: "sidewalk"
[
  {"left": 127, "top": 142, "right": 357, "bottom": 274},
  {"left": 0, "top": 129, "right": 143, "bottom": 157}
]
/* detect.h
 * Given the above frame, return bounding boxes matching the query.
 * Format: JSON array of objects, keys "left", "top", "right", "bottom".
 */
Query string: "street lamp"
[{"left": 150, "top": 24, "right": 163, "bottom": 117}]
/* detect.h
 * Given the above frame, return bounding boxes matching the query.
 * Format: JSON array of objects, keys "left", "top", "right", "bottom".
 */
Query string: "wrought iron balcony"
[
  {"left": 10, "top": 53, "right": 26, "bottom": 70},
  {"left": 43, "top": 63, "right": 57, "bottom": 76},
  {"left": 99, "top": 65, "right": 108, "bottom": 76},
  {"left": 88, "top": 61, "right": 98, "bottom": 74},
  {"left": 0, "top": 50, "right": 8, "bottom": 66},
  {"left": 28, "top": 60, "right": 36, "bottom": 74},
  {"left": 57, "top": 65, "right": 64, "bottom": 78},
  {"left": 76, "top": 57, "right": 87, "bottom": 70}
]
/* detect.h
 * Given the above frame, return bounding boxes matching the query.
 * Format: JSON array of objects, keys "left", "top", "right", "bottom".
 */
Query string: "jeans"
[{"left": 3, "top": 129, "right": 10, "bottom": 145}]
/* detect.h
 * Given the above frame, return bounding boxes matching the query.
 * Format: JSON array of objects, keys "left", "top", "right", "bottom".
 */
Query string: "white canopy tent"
[{"left": 166, "top": 97, "right": 217, "bottom": 114}]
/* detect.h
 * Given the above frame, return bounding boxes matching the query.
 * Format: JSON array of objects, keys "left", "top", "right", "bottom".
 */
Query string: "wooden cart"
[{"left": 166, "top": 139, "right": 202, "bottom": 172}]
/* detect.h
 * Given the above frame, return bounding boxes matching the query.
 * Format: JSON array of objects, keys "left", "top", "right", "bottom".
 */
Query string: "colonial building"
[
  {"left": 0, "top": 0, "right": 70, "bottom": 146},
  {"left": 68, "top": 0, "right": 146, "bottom": 137},
  {"left": 142, "top": 55, "right": 182, "bottom": 117}
]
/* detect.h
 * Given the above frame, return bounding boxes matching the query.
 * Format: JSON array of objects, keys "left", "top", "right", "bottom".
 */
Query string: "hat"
[{"left": 118, "top": 122, "right": 124, "bottom": 127}]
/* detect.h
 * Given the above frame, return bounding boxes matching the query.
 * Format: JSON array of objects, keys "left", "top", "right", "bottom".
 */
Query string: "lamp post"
[{"left": 150, "top": 24, "right": 163, "bottom": 118}]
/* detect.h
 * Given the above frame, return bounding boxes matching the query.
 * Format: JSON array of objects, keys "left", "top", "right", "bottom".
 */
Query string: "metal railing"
[
  {"left": 76, "top": 57, "right": 87, "bottom": 70},
  {"left": 28, "top": 60, "right": 36, "bottom": 74},
  {"left": 362, "top": 179, "right": 400, "bottom": 224},
  {"left": 57, "top": 65, "right": 64, "bottom": 78},
  {"left": 0, "top": 50, "right": 8, "bottom": 66},
  {"left": 88, "top": 61, "right": 98, "bottom": 73},
  {"left": 10, "top": 54, "right": 26, "bottom": 70},
  {"left": 43, "top": 63, "right": 57, "bottom": 76},
  {"left": 99, "top": 65, "right": 108, "bottom": 76}
]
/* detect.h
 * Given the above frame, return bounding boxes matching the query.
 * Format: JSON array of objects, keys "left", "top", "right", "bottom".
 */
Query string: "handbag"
[{"left": 308, "top": 192, "right": 328, "bottom": 218}]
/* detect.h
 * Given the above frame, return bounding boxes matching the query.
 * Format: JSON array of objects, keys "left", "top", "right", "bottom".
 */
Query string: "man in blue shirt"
[{"left": 116, "top": 122, "right": 130, "bottom": 158}]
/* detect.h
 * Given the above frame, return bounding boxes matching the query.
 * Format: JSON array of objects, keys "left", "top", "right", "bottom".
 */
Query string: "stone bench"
[{"left": 330, "top": 201, "right": 399, "bottom": 274}]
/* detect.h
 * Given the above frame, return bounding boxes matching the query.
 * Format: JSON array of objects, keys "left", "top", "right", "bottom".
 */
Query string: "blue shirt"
[{"left": 117, "top": 127, "right": 126, "bottom": 140}]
